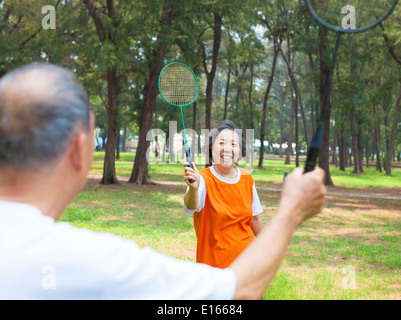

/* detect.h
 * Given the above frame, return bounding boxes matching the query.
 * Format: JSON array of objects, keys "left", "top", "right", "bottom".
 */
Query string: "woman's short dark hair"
[
  {"left": 207, "top": 120, "right": 246, "bottom": 167},
  {"left": 0, "top": 63, "right": 90, "bottom": 171}
]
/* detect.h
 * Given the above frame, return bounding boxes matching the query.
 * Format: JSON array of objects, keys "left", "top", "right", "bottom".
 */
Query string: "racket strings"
[{"left": 159, "top": 64, "right": 198, "bottom": 106}]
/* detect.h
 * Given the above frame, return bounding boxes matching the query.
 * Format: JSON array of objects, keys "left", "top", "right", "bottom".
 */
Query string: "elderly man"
[{"left": 0, "top": 63, "right": 326, "bottom": 299}]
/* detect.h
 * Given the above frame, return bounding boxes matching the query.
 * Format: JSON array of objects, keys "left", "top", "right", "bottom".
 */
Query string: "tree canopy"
[{"left": 1, "top": 0, "right": 401, "bottom": 184}]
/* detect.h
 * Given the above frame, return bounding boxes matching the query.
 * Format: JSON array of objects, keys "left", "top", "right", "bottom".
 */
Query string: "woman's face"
[{"left": 212, "top": 129, "right": 240, "bottom": 169}]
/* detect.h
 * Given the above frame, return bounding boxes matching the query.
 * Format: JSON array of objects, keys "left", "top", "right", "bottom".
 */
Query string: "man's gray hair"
[{"left": 0, "top": 63, "right": 90, "bottom": 171}]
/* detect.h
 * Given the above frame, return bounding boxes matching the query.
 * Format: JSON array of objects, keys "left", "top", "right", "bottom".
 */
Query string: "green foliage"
[{"left": 1, "top": 0, "right": 400, "bottom": 175}]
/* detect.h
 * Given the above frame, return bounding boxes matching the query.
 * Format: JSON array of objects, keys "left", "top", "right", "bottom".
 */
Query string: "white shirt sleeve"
[
  {"left": 102, "top": 241, "right": 237, "bottom": 300},
  {"left": 252, "top": 183, "right": 263, "bottom": 216},
  {"left": 0, "top": 203, "right": 237, "bottom": 300},
  {"left": 183, "top": 175, "right": 207, "bottom": 215}
]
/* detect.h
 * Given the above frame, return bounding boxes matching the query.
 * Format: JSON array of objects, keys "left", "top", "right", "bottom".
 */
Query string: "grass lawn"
[
  {"left": 91, "top": 151, "right": 401, "bottom": 188},
  {"left": 62, "top": 152, "right": 401, "bottom": 299}
]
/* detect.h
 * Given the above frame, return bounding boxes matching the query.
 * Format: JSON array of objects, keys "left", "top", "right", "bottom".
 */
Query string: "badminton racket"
[
  {"left": 304, "top": 0, "right": 398, "bottom": 173},
  {"left": 159, "top": 62, "right": 199, "bottom": 183}
]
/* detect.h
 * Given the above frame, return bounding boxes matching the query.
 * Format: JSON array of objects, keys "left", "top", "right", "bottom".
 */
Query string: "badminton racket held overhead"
[
  {"left": 303, "top": 0, "right": 398, "bottom": 174},
  {"left": 158, "top": 62, "right": 199, "bottom": 183}
]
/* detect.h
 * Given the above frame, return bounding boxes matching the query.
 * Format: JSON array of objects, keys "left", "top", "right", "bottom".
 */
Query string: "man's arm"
[
  {"left": 229, "top": 167, "right": 326, "bottom": 299},
  {"left": 251, "top": 214, "right": 264, "bottom": 236}
]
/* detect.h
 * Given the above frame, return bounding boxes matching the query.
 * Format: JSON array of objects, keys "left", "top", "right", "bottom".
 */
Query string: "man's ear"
[{"left": 68, "top": 132, "right": 88, "bottom": 172}]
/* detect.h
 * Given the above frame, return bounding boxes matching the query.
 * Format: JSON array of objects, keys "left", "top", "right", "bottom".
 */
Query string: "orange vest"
[{"left": 193, "top": 167, "right": 255, "bottom": 268}]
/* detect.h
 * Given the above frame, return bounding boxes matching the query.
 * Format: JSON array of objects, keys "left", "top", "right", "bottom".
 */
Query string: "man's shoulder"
[{"left": 52, "top": 221, "right": 138, "bottom": 252}]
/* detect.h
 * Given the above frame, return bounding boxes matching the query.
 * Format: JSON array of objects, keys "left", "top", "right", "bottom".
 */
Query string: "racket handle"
[
  {"left": 282, "top": 171, "right": 289, "bottom": 186},
  {"left": 186, "top": 148, "right": 195, "bottom": 184},
  {"left": 304, "top": 122, "right": 324, "bottom": 174},
  {"left": 304, "top": 146, "right": 320, "bottom": 173}
]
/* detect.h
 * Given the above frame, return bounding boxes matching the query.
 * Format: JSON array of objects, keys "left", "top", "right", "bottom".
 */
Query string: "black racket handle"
[
  {"left": 186, "top": 148, "right": 195, "bottom": 184},
  {"left": 304, "top": 146, "right": 320, "bottom": 173},
  {"left": 282, "top": 171, "right": 289, "bottom": 186},
  {"left": 304, "top": 122, "right": 324, "bottom": 174}
]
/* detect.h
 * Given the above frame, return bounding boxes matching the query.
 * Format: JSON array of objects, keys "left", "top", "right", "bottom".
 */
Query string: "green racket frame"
[{"left": 158, "top": 62, "right": 199, "bottom": 107}]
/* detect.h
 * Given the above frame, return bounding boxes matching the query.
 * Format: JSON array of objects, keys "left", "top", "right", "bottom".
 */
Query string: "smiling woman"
[{"left": 183, "top": 120, "right": 264, "bottom": 268}]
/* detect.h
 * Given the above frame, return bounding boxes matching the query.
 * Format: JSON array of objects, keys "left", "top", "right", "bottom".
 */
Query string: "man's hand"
[
  {"left": 230, "top": 167, "right": 326, "bottom": 300},
  {"left": 279, "top": 167, "right": 326, "bottom": 225}
]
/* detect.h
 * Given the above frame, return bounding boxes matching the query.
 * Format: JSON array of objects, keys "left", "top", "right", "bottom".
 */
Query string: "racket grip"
[
  {"left": 304, "top": 147, "right": 320, "bottom": 173},
  {"left": 304, "top": 122, "right": 324, "bottom": 174},
  {"left": 186, "top": 148, "right": 195, "bottom": 183},
  {"left": 283, "top": 171, "right": 289, "bottom": 185}
]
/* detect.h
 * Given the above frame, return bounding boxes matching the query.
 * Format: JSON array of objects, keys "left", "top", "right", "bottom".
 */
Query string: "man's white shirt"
[{"left": 0, "top": 200, "right": 236, "bottom": 299}]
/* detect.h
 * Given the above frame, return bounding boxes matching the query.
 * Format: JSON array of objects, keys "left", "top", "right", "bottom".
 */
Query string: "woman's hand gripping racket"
[
  {"left": 184, "top": 161, "right": 201, "bottom": 189},
  {"left": 304, "top": 0, "right": 398, "bottom": 173},
  {"left": 159, "top": 62, "right": 199, "bottom": 183}
]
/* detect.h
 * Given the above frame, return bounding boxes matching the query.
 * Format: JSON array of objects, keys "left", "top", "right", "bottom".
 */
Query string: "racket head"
[
  {"left": 305, "top": 0, "right": 399, "bottom": 34},
  {"left": 158, "top": 62, "right": 199, "bottom": 107}
]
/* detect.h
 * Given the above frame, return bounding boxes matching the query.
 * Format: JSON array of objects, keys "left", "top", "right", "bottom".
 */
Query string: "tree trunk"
[
  {"left": 375, "top": 124, "right": 383, "bottom": 172},
  {"left": 383, "top": 99, "right": 390, "bottom": 172},
  {"left": 357, "top": 124, "right": 364, "bottom": 173},
  {"left": 223, "top": 67, "right": 230, "bottom": 119},
  {"left": 332, "top": 129, "right": 338, "bottom": 166},
  {"left": 318, "top": 23, "right": 333, "bottom": 185},
  {"left": 101, "top": 68, "right": 119, "bottom": 184},
  {"left": 373, "top": 105, "right": 383, "bottom": 172},
  {"left": 350, "top": 105, "right": 361, "bottom": 174},
  {"left": 202, "top": 13, "right": 222, "bottom": 130},
  {"left": 122, "top": 120, "right": 127, "bottom": 152},
  {"left": 285, "top": 87, "right": 296, "bottom": 165},
  {"left": 349, "top": 40, "right": 362, "bottom": 175},
  {"left": 318, "top": 27, "right": 333, "bottom": 184},
  {"left": 385, "top": 84, "right": 401, "bottom": 176},
  {"left": 116, "top": 124, "right": 120, "bottom": 160},
  {"left": 248, "top": 63, "right": 254, "bottom": 129},
  {"left": 205, "top": 74, "right": 213, "bottom": 130},
  {"left": 279, "top": 87, "right": 285, "bottom": 158},
  {"left": 277, "top": 40, "right": 310, "bottom": 149},
  {"left": 129, "top": 0, "right": 173, "bottom": 185},
  {"left": 129, "top": 66, "right": 160, "bottom": 184},
  {"left": 338, "top": 130, "right": 346, "bottom": 171},
  {"left": 258, "top": 44, "right": 278, "bottom": 169},
  {"left": 306, "top": 24, "right": 318, "bottom": 136},
  {"left": 83, "top": 0, "right": 120, "bottom": 185}
]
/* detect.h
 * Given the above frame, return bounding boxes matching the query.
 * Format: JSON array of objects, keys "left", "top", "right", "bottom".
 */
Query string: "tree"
[
  {"left": 380, "top": 21, "right": 401, "bottom": 175},
  {"left": 317, "top": 18, "right": 334, "bottom": 185},
  {"left": 201, "top": 12, "right": 222, "bottom": 130},
  {"left": 83, "top": 0, "right": 131, "bottom": 184},
  {"left": 129, "top": 0, "right": 175, "bottom": 185},
  {"left": 258, "top": 43, "right": 278, "bottom": 169},
  {"left": 385, "top": 85, "right": 401, "bottom": 175}
]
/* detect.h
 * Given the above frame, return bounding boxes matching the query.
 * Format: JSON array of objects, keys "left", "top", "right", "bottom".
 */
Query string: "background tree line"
[{"left": 1, "top": 0, "right": 400, "bottom": 186}]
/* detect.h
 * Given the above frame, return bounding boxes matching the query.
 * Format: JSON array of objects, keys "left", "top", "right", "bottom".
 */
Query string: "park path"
[{"left": 87, "top": 174, "right": 401, "bottom": 201}]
